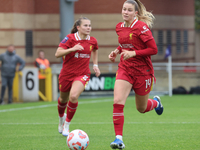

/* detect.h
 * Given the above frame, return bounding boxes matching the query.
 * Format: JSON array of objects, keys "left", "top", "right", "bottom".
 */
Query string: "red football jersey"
[
  {"left": 59, "top": 32, "right": 98, "bottom": 80},
  {"left": 116, "top": 19, "right": 155, "bottom": 76}
]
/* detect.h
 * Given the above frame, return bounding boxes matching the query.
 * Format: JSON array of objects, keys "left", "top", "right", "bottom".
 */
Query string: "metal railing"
[{"left": 51, "top": 62, "right": 200, "bottom": 97}]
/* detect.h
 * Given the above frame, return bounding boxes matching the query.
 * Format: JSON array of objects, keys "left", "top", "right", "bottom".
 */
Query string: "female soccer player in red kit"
[
  {"left": 55, "top": 17, "right": 100, "bottom": 137},
  {"left": 109, "top": 0, "right": 163, "bottom": 149}
]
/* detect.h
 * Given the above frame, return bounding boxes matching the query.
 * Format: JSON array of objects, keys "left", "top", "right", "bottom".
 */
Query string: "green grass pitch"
[{"left": 0, "top": 95, "right": 200, "bottom": 150}]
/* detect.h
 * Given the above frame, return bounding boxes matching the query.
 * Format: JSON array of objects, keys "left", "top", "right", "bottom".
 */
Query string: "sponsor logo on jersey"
[
  {"left": 141, "top": 25, "right": 149, "bottom": 34},
  {"left": 121, "top": 44, "right": 134, "bottom": 48},
  {"left": 74, "top": 52, "right": 90, "bottom": 58},
  {"left": 75, "top": 52, "right": 79, "bottom": 58},
  {"left": 61, "top": 37, "right": 69, "bottom": 43}
]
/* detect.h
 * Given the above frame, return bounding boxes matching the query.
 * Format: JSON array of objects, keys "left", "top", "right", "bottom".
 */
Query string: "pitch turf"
[{"left": 0, "top": 95, "right": 200, "bottom": 150}]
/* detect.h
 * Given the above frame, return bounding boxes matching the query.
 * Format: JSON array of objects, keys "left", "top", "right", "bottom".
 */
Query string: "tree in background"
[{"left": 195, "top": 0, "right": 200, "bottom": 30}]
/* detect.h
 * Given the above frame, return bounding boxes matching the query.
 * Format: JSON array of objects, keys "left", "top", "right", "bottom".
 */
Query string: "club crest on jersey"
[
  {"left": 90, "top": 45, "right": 93, "bottom": 51},
  {"left": 129, "top": 33, "right": 133, "bottom": 40},
  {"left": 61, "top": 37, "right": 69, "bottom": 43},
  {"left": 141, "top": 26, "right": 149, "bottom": 34}
]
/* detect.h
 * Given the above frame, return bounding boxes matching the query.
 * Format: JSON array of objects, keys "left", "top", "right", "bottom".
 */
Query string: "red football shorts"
[
  {"left": 116, "top": 68, "right": 155, "bottom": 95},
  {"left": 58, "top": 74, "right": 90, "bottom": 92}
]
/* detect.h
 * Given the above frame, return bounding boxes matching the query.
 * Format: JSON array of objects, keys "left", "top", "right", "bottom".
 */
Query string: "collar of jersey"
[
  {"left": 74, "top": 32, "right": 90, "bottom": 41},
  {"left": 121, "top": 17, "right": 138, "bottom": 28}
]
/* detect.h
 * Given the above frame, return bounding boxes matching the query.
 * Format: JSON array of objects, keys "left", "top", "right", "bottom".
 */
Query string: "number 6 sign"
[{"left": 22, "top": 68, "right": 39, "bottom": 101}]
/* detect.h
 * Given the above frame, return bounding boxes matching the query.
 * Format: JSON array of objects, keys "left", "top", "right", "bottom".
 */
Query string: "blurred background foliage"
[{"left": 195, "top": 0, "right": 200, "bottom": 30}]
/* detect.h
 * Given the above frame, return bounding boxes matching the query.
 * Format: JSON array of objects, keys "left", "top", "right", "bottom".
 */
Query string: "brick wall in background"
[{"left": 0, "top": 0, "right": 196, "bottom": 64}]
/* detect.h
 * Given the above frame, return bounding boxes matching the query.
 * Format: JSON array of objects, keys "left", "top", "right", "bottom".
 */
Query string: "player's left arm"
[
  {"left": 92, "top": 49, "right": 100, "bottom": 77},
  {"left": 134, "top": 38, "right": 158, "bottom": 56},
  {"left": 134, "top": 25, "right": 158, "bottom": 57}
]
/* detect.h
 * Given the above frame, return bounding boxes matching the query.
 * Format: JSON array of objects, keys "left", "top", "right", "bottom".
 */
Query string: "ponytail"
[
  {"left": 71, "top": 17, "right": 90, "bottom": 33},
  {"left": 71, "top": 23, "right": 78, "bottom": 33}
]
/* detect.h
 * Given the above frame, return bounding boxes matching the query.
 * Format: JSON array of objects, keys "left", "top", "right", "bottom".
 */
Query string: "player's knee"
[
  {"left": 136, "top": 106, "right": 146, "bottom": 113},
  {"left": 69, "top": 94, "right": 78, "bottom": 103},
  {"left": 59, "top": 97, "right": 67, "bottom": 103},
  {"left": 113, "top": 97, "right": 123, "bottom": 104},
  {"left": 59, "top": 97, "right": 63, "bottom": 102}
]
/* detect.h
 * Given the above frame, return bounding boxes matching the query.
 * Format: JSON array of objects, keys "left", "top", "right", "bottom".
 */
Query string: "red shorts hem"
[{"left": 59, "top": 74, "right": 90, "bottom": 92}]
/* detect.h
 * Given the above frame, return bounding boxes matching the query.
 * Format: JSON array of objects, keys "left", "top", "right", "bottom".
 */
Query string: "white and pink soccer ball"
[{"left": 66, "top": 129, "right": 89, "bottom": 150}]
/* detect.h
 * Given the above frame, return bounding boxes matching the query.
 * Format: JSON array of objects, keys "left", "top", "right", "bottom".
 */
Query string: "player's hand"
[
  {"left": 108, "top": 51, "right": 117, "bottom": 62},
  {"left": 93, "top": 66, "right": 101, "bottom": 77},
  {"left": 121, "top": 49, "right": 136, "bottom": 60},
  {"left": 72, "top": 43, "right": 84, "bottom": 51}
]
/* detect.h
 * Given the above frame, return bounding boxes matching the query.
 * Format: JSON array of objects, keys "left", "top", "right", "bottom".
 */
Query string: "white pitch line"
[
  {"left": 0, "top": 122, "right": 200, "bottom": 125},
  {"left": 0, "top": 99, "right": 113, "bottom": 113},
  {"left": 0, "top": 104, "right": 56, "bottom": 113}
]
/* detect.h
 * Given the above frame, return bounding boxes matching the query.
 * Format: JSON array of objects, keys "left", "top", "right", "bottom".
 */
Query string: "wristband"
[{"left": 93, "top": 64, "right": 98, "bottom": 67}]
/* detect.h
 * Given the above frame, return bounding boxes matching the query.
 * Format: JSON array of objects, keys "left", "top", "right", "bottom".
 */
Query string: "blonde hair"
[{"left": 124, "top": 0, "right": 155, "bottom": 28}]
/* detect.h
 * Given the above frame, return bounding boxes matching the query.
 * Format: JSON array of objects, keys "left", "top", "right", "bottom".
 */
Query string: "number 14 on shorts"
[{"left": 145, "top": 77, "right": 152, "bottom": 89}]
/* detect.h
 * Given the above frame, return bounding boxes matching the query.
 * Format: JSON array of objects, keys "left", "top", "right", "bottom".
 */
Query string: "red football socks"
[
  {"left": 57, "top": 98, "right": 67, "bottom": 117},
  {"left": 143, "top": 99, "right": 158, "bottom": 113},
  {"left": 113, "top": 104, "right": 124, "bottom": 136},
  {"left": 66, "top": 101, "right": 78, "bottom": 122}
]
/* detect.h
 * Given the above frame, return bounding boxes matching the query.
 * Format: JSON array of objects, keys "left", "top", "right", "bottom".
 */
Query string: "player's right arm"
[
  {"left": 55, "top": 43, "right": 84, "bottom": 58},
  {"left": 108, "top": 48, "right": 120, "bottom": 62}
]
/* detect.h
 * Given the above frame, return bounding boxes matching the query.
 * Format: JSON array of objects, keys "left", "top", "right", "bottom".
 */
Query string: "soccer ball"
[{"left": 66, "top": 129, "right": 89, "bottom": 150}]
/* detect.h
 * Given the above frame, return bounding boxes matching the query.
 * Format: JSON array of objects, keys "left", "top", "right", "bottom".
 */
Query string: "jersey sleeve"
[
  {"left": 59, "top": 35, "right": 71, "bottom": 49},
  {"left": 138, "top": 24, "right": 153, "bottom": 43},
  {"left": 117, "top": 45, "right": 122, "bottom": 54},
  {"left": 115, "top": 22, "right": 122, "bottom": 33},
  {"left": 135, "top": 39, "right": 158, "bottom": 56},
  {"left": 93, "top": 38, "right": 98, "bottom": 50}
]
